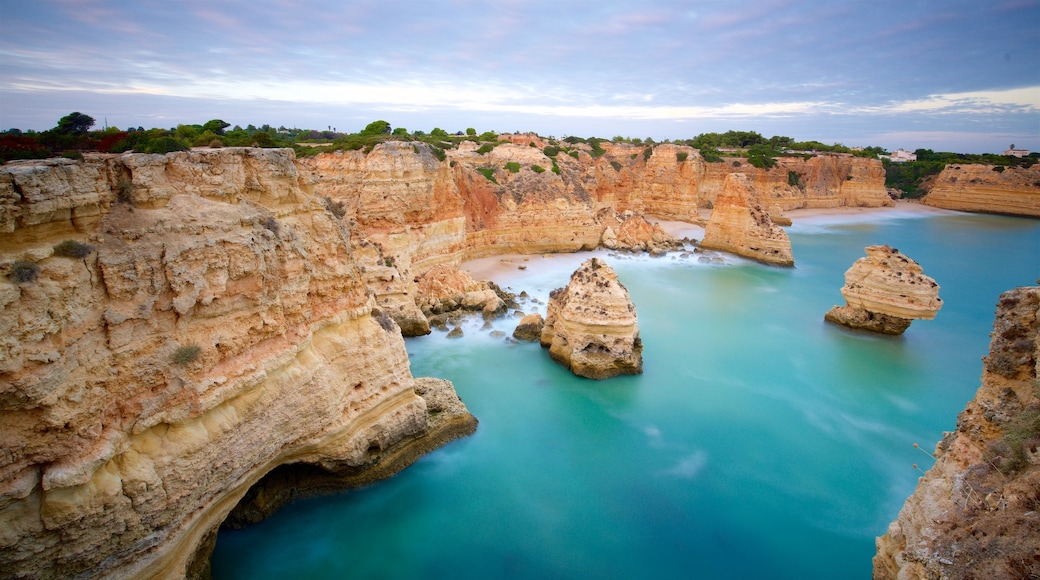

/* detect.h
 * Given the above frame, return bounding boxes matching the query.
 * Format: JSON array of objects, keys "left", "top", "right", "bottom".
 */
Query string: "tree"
[
  {"left": 202, "top": 119, "right": 230, "bottom": 136},
  {"left": 361, "top": 120, "right": 391, "bottom": 136},
  {"left": 56, "top": 112, "right": 95, "bottom": 134},
  {"left": 465, "top": 127, "right": 476, "bottom": 136}
]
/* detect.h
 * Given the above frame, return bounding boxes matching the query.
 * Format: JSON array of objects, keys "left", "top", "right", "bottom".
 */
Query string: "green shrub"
[
  {"left": 788, "top": 170, "right": 801, "bottom": 187},
  {"left": 476, "top": 144, "right": 494, "bottom": 155},
  {"left": 551, "top": 159, "right": 560, "bottom": 175},
  {"left": 643, "top": 147, "right": 653, "bottom": 161},
  {"left": 144, "top": 136, "right": 188, "bottom": 154},
  {"left": 531, "top": 164, "right": 545, "bottom": 173},
  {"left": 8, "top": 260, "right": 40, "bottom": 284},
  {"left": 477, "top": 167, "right": 497, "bottom": 183},
  {"left": 431, "top": 146, "right": 446, "bottom": 162},
  {"left": 543, "top": 146, "right": 560, "bottom": 157},
  {"left": 61, "top": 150, "right": 84, "bottom": 161},
  {"left": 610, "top": 161, "right": 622, "bottom": 172},
  {"left": 676, "top": 152, "right": 688, "bottom": 163},
  {"left": 568, "top": 151, "right": 579, "bottom": 160},
  {"left": 504, "top": 162, "right": 520, "bottom": 173},
  {"left": 172, "top": 344, "right": 201, "bottom": 365},
  {"left": 53, "top": 240, "right": 94, "bottom": 258}
]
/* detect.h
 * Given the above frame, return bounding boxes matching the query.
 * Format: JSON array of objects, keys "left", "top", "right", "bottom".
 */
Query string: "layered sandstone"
[
  {"left": 701, "top": 173, "right": 794, "bottom": 266},
  {"left": 600, "top": 211, "right": 684, "bottom": 254},
  {"left": 923, "top": 163, "right": 1040, "bottom": 217},
  {"left": 0, "top": 150, "right": 476, "bottom": 579},
  {"left": 540, "top": 258, "right": 642, "bottom": 379},
  {"left": 825, "top": 245, "right": 942, "bottom": 334},
  {"left": 873, "top": 286, "right": 1040, "bottom": 579}
]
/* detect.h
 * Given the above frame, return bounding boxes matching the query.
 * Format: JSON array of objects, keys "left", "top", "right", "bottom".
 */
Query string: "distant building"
[
  {"left": 878, "top": 149, "right": 917, "bottom": 163},
  {"left": 1002, "top": 144, "right": 1030, "bottom": 157}
]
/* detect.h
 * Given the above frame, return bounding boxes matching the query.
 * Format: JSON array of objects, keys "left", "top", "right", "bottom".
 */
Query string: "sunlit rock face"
[
  {"left": 873, "top": 286, "right": 1040, "bottom": 579},
  {"left": 540, "top": 258, "right": 642, "bottom": 379},
  {"left": 700, "top": 173, "right": 794, "bottom": 266},
  {"left": 0, "top": 149, "right": 475, "bottom": 579},
  {"left": 825, "top": 244, "right": 942, "bottom": 335},
  {"left": 923, "top": 163, "right": 1040, "bottom": 217}
]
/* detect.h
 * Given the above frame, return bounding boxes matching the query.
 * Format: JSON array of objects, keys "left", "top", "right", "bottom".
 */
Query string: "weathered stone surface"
[
  {"left": 825, "top": 245, "right": 942, "bottom": 334},
  {"left": 512, "top": 313, "right": 545, "bottom": 341},
  {"left": 540, "top": 258, "right": 642, "bottom": 379},
  {"left": 600, "top": 211, "right": 683, "bottom": 254},
  {"left": 923, "top": 163, "right": 1040, "bottom": 217},
  {"left": 0, "top": 149, "right": 476, "bottom": 580},
  {"left": 873, "top": 286, "right": 1040, "bottom": 579},
  {"left": 701, "top": 173, "right": 794, "bottom": 266}
]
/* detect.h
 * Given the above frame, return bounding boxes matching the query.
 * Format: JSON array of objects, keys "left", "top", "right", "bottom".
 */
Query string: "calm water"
[{"left": 212, "top": 210, "right": 1040, "bottom": 579}]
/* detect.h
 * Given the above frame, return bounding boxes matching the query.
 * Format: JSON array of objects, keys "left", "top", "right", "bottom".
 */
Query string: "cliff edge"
[
  {"left": 873, "top": 286, "right": 1040, "bottom": 579},
  {"left": 923, "top": 164, "right": 1040, "bottom": 217}
]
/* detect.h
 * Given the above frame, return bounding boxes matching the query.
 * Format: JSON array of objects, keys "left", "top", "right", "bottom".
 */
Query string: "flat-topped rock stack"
[{"left": 825, "top": 244, "right": 943, "bottom": 334}]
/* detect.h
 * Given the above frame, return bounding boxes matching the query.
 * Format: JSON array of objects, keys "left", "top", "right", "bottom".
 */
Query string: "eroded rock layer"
[
  {"left": 825, "top": 245, "right": 942, "bottom": 334},
  {"left": 540, "top": 258, "right": 642, "bottom": 379},
  {"left": 873, "top": 286, "right": 1040, "bottom": 579},
  {"left": 701, "top": 173, "right": 794, "bottom": 266},
  {"left": 923, "top": 164, "right": 1040, "bottom": 217},
  {"left": 0, "top": 150, "right": 476, "bottom": 580}
]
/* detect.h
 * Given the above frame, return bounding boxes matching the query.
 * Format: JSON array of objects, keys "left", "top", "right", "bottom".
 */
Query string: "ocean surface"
[{"left": 212, "top": 208, "right": 1040, "bottom": 579}]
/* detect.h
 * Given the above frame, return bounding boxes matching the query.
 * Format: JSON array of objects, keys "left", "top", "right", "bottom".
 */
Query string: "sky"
[{"left": 1, "top": 0, "right": 1038, "bottom": 154}]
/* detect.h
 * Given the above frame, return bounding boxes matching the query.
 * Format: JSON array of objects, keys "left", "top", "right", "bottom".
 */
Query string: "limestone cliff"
[
  {"left": 923, "top": 164, "right": 1040, "bottom": 217},
  {"left": 825, "top": 245, "right": 943, "bottom": 335},
  {"left": 0, "top": 150, "right": 476, "bottom": 579},
  {"left": 873, "top": 286, "right": 1040, "bottom": 579},
  {"left": 540, "top": 258, "right": 643, "bottom": 379},
  {"left": 701, "top": 173, "right": 795, "bottom": 266}
]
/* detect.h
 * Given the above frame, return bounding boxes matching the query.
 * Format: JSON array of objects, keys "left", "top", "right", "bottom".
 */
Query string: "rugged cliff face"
[
  {"left": 0, "top": 150, "right": 476, "bottom": 579},
  {"left": 873, "top": 286, "right": 1040, "bottom": 579},
  {"left": 701, "top": 173, "right": 794, "bottom": 266},
  {"left": 923, "top": 164, "right": 1040, "bottom": 217}
]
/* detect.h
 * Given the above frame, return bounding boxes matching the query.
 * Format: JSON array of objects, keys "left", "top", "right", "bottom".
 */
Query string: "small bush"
[
  {"left": 8, "top": 260, "right": 40, "bottom": 284},
  {"left": 144, "top": 136, "right": 188, "bottom": 154},
  {"left": 323, "top": 196, "right": 346, "bottom": 219},
  {"left": 643, "top": 147, "right": 653, "bottom": 161},
  {"left": 61, "top": 150, "right": 84, "bottom": 161},
  {"left": 568, "top": 151, "right": 579, "bottom": 160},
  {"left": 551, "top": 159, "right": 560, "bottom": 175},
  {"left": 53, "top": 240, "right": 94, "bottom": 258},
  {"left": 788, "top": 170, "right": 801, "bottom": 187},
  {"left": 115, "top": 178, "right": 134, "bottom": 204},
  {"left": 542, "top": 146, "right": 560, "bottom": 157},
  {"left": 610, "top": 161, "right": 622, "bottom": 172},
  {"left": 531, "top": 164, "right": 545, "bottom": 173},
  {"left": 477, "top": 167, "right": 497, "bottom": 183},
  {"left": 504, "top": 162, "right": 520, "bottom": 173},
  {"left": 676, "top": 152, "right": 689, "bottom": 163},
  {"left": 476, "top": 144, "right": 494, "bottom": 155},
  {"left": 431, "top": 146, "right": 446, "bottom": 162},
  {"left": 172, "top": 344, "right": 201, "bottom": 366}
]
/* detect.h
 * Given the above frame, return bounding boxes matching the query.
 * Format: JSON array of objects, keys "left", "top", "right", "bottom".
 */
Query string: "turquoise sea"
[{"left": 212, "top": 209, "right": 1040, "bottom": 579}]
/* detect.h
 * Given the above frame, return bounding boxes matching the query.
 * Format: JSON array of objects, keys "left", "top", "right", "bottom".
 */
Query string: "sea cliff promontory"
[
  {"left": 873, "top": 286, "right": 1040, "bottom": 579},
  {"left": 923, "top": 163, "right": 1040, "bottom": 217},
  {"left": 1, "top": 141, "right": 894, "bottom": 578}
]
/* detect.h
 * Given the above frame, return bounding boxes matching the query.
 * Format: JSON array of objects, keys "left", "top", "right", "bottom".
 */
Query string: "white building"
[
  {"left": 879, "top": 148, "right": 917, "bottom": 163},
  {"left": 1002, "top": 144, "right": 1030, "bottom": 158}
]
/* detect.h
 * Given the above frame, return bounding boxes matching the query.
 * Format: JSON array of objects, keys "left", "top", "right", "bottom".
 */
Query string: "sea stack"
[
  {"left": 825, "top": 244, "right": 942, "bottom": 334},
  {"left": 701, "top": 173, "right": 794, "bottom": 266},
  {"left": 540, "top": 258, "right": 643, "bottom": 379}
]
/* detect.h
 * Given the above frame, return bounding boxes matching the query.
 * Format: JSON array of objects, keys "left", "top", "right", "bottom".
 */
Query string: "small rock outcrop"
[
  {"left": 701, "top": 173, "right": 794, "bottom": 266},
  {"left": 540, "top": 258, "right": 642, "bottom": 379},
  {"left": 415, "top": 265, "right": 510, "bottom": 321},
  {"left": 512, "top": 313, "right": 545, "bottom": 341},
  {"left": 599, "top": 211, "right": 683, "bottom": 255},
  {"left": 825, "top": 245, "right": 942, "bottom": 335},
  {"left": 873, "top": 286, "right": 1040, "bottom": 579}
]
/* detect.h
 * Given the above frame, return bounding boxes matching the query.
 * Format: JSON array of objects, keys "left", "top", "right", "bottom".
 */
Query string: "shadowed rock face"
[
  {"left": 540, "top": 258, "right": 642, "bottom": 379},
  {"left": 825, "top": 245, "right": 942, "bottom": 335},
  {"left": 873, "top": 286, "right": 1040, "bottom": 579},
  {"left": 700, "top": 173, "right": 794, "bottom": 266}
]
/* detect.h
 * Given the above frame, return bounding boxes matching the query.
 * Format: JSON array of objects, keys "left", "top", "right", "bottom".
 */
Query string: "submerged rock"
[
  {"left": 540, "top": 258, "right": 642, "bottom": 379},
  {"left": 825, "top": 244, "right": 942, "bottom": 335}
]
